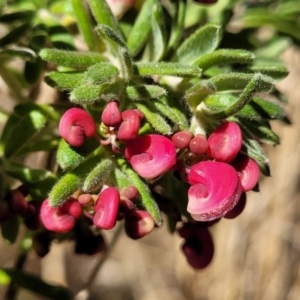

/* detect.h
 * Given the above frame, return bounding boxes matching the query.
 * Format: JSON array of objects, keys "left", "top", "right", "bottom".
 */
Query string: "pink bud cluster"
[{"left": 173, "top": 121, "right": 260, "bottom": 222}]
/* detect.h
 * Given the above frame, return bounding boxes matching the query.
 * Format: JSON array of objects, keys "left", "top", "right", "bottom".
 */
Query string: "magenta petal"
[
  {"left": 59, "top": 108, "right": 96, "bottom": 147},
  {"left": 93, "top": 187, "right": 120, "bottom": 230},
  {"left": 187, "top": 161, "right": 242, "bottom": 221},
  {"left": 207, "top": 121, "right": 242, "bottom": 162},
  {"left": 231, "top": 155, "right": 260, "bottom": 192},
  {"left": 101, "top": 101, "right": 122, "bottom": 127},
  {"left": 125, "top": 134, "right": 177, "bottom": 179},
  {"left": 117, "top": 110, "right": 140, "bottom": 141}
]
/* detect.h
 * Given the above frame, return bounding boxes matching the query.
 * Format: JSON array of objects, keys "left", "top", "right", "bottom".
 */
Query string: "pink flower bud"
[
  {"left": 120, "top": 185, "right": 139, "bottom": 201},
  {"left": 179, "top": 224, "right": 214, "bottom": 269},
  {"left": 125, "top": 210, "right": 155, "bottom": 240},
  {"left": 101, "top": 101, "right": 122, "bottom": 127},
  {"left": 117, "top": 110, "right": 140, "bottom": 141},
  {"left": 93, "top": 187, "right": 120, "bottom": 230},
  {"left": 40, "top": 198, "right": 82, "bottom": 233},
  {"left": 207, "top": 121, "right": 242, "bottom": 162},
  {"left": 59, "top": 108, "right": 96, "bottom": 147},
  {"left": 224, "top": 192, "right": 247, "bottom": 219},
  {"left": 172, "top": 131, "right": 194, "bottom": 149},
  {"left": 78, "top": 194, "right": 94, "bottom": 206},
  {"left": 189, "top": 134, "right": 208, "bottom": 155},
  {"left": 231, "top": 155, "right": 260, "bottom": 192},
  {"left": 9, "top": 189, "right": 29, "bottom": 215},
  {"left": 106, "top": 0, "right": 135, "bottom": 18},
  {"left": 188, "top": 161, "right": 242, "bottom": 221},
  {"left": 125, "top": 134, "right": 177, "bottom": 179}
]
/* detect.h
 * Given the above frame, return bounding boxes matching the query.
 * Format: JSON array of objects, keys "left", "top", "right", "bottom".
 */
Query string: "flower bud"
[
  {"left": 172, "top": 131, "right": 193, "bottom": 149},
  {"left": 101, "top": 101, "right": 122, "bottom": 127},
  {"left": 9, "top": 189, "right": 29, "bottom": 215},
  {"left": 125, "top": 210, "right": 155, "bottom": 240},
  {"left": 188, "top": 161, "right": 242, "bottom": 221},
  {"left": 93, "top": 187, "right": 120, "bottom": 230},
  {"left": 40, "top": 198, "right": 82, "bottom": 233},
  {"left": 59, "top": 108, "right": 96, "bottom": 147},
  {"left": 231, "top": 155, "right": 260, "bottom": 192},
  {"left": 207, "top": 121, "right": 242, "bottom": 162},
  {"left": 78, "top": 194, "right": 94, "bottom": 206},
  {"left": 117, "top": 110, "right": 141, "bottom": 141},
  {"left": 125, "top": 134, "right": 177, "bottom": 179},
  {"left": 189, "top": 134, "right": 208, "bottom": 155},
  {"left": 120, "top": 185, "right": 139, "bottom": 201}
]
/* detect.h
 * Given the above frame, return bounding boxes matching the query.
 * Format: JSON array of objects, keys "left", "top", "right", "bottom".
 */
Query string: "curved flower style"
[
  {"left": 178, "top": 223, "right": 214, "bottom": 269},
  {"left": 207, "top": 121, "right": 242, "bottom": 162},
  {"left": 93, "top": 187, "right": 120, "bottom": 230},
  {"left": 117, "top": 109, "right": 141, "bottom": 141},
  {"left": 59, "top": 108, "right": 96, "bottom": 147},
  {"left": 188, "top": 161, "right": 242, "bottom": 221},
  {"left": 231, "top": 155, "right": 260, "bottom": 192},
  {"left": 101, "top": 101, "right": 122, "bottom": 127},
  {"left": 125, "top": 134, "right": 177, "bottom": 179},
  {"left": 40, "top": 198, "right": 82, "bottom": 233}
]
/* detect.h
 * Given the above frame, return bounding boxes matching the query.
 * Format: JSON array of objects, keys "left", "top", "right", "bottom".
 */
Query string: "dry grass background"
[{"left": 1, "top": 45, "right": 300, "bottom": 300}]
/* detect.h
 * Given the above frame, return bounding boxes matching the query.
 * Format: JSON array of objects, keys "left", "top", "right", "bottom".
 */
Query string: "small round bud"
[
  {"left": 189, "top": 134, "right": 208, "bottom": 155},
  {"left": 172, "top": 131, "right": 193, "bottom": 149},
  {"left": 9, "top": 189, "right": 29, "bottom": 215},
  {"left": 120, "top": 185, "right": 139, "bottom": 201}
]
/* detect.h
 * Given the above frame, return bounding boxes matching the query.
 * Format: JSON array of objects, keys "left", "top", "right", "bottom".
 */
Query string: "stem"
[{"left": 74, "top": 222, "right": 123, "bottom": 299}]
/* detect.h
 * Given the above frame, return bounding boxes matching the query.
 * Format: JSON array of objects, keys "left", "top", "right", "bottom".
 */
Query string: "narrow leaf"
[
  {"left": 45, "top": 72, "right": 84, "bottom": 90},
  {"left": 1, "top": 216, "right": 19, "bottom": 244},
  {"left": 83, "top": 159, "right": 114, "bottom": 192},
  {"left": 40, "top": 49, "right": 106, "bottom": 68},
  {"left": 248, "top": 66, "right": 288, "bottom": 80},
  {"left": 83, "top": 62, "right": 119, "bottom": 84},
  {"left": 135, "top": 62, "right": 201, "bottom": 77},
  {"left": 0, "top": 268, "right": 73, "bottom": 300},
  {"left": 49, "top": 155, "right": 100, "bottom": 206},
  {"left": 126, "top": 85, "right": 167, "bottom": 101},
  {"left": 176, "top": 24, "right": 222, "bottom": 65},
  {"left": 70, "top": 83, "right": 109, "bottom": 104},
  {"left": 0, "top": 23, "right": 30, "bottom": 47},
  {"left": 0, "top": 10, "right": 35, "bottom": 23},
  {"left": 127, "top": 0, "right": 158, "bottom": 57},
  {"left": 120, "top": 160, "right": 162, "bottom": 225},
  {"left": 0, "top": 48, "right": 36, "bottom": 61},
  {"left": 135, "top": 101, "right": 172, "bottom": 135},
  {"left": 195, "top": 49, "right": 255, "bottom": 70},
  {"left": 24, "top": 57, "right": 43, "bottom": 85}
]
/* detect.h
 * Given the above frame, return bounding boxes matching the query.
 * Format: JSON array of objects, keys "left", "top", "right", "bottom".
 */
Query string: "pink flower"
[
  {"left": 117, "top": 109, "right": 141, "bottom": 141},
  {"left": 101, "top": 101, "right": 122, "bottom": 127},
  {"left": 93, "top": 187, "right": 120, "bottom": 230},
  {"left": 40, "top": 198, "right": 82, "bottom": 233},
  {"left": 59, "top": 108, "right": 96, "bottom": 147},
  {"left": 207, "top": 121, "right": 242, "bottom": 162},
  {"left": 231, "top": 155, "right": 260, "bottom": 192},
  {"left": 125, "top": 210, "right": 155, "bottom": 240},
  {"left": 188, "top": 161, "right": 242, "bottom": 221},
  {"left": 125, "top": 134, "right": 177, "bottom": 179}
]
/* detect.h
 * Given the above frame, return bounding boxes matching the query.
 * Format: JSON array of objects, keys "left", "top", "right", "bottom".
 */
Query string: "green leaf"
[
  {"left": 96, "top": 25, "right": 132, "bottom": 80},
  {"left": 88, "top": 0, "right": 122, "bottom": 37},
  {"left": 127, "top": 0, "right": 158, "bottom": 57},
  {"left": 120, "top": 160, "right": 162, "bottom": 225},
  {"left": 70, "top": 82, "right": 109, "bottom": 104},
  {"left": 185, "top": 80, "right": 216, "bottom": 110},
  {"left": 248, "top": 66, "right": 289, "bottom": 80},
  {"left": 39, "top": 49, "right": 106, "bottom": 68},
  {"left": 204, "top": 73, "right": 272, "bottom": 120},
  {"left": 0, "top": 48, "right": 36, "bottom": 61},
  {"left": 57, "top": 138, "right": 100, "bottom": 171},
  {"left": 195, "top": 49, "right": 255, "bottom": 70},
  {"left": 0, "top": 103, "right": 52, "bottom": 158},
  {"left": 210, "top": 72, "right": 274, "bottom": 92},
  {"left": 24, "top": 57, "right": 43, "bottom": 85},
  {"left": 126, "top": 85, "right": 167, "bottom": 101},
  {"left": 1, "top": 216, "right": 19, "bottom": 244},
  {"left": 0, "top": 10, "right": 35, "bottom": 23},
  {"left": 134, "top": 62, "right": 201, "bottom": 77},
  {"left": 16, "top": 138, "right": 59, "bottom": 156},
  {"left": 150, "top": 2, "right": 167, "bottom": 62},
  {"left": 83, "top": 159, "right": 114, "bottom": 193},
  {"left": 72, "top": 0, "right": 96, "bottom": 51},
  {"left": 176, "top": 24, "right": 222, "bottom": 65},
  {"left": 135, "top": 101, "right": 172, "bottom": 135},
  {"left": 45, "top": 71, "right": 84, "bottom": 90},
  {"left": 6, "top": 162, "right": 55, "bottom": 183},
  {"left": 83, "top": 62, "right": 119, "bottom": 84},
  {"left": 49, "top": 155, "right": 100, "bottom": 206},
  {"left": 252, "top": 97, "right": 285, "bottom": 120},
  {"left": 0, "top": 23, "right": 31, "bottom": 47},
  {"left": 0, "top": 268, "right": 73, "bottom": 300},
  {"left": 111, "top": 168, "right": 131, "bottom": 190}
]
